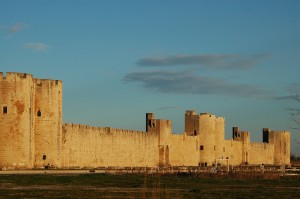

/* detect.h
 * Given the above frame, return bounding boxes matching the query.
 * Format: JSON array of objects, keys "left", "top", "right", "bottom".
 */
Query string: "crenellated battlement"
[
  {"left": 224, "top": 139, "right": 242, "bottom": 144},
  {"left": 63, "top": 123, "right": 146, "bottom": 135},
  {"left": 215, "top": 116, "right": 225, "bottom": 121},
  {"left": 35, "top": 78, "right": 62, "bottom": 88},
  {"left": 232, "top": 127, "right": 250, "bottom": 143},
  {"left": 185, "top": 110, "right": 196, "bottom": 116},
  {"left": 0, "top": 72, "right": 62, "bottom": 87},
  {"left": 7, "top": 72, "right": 31, "bottom": 79},
  {"left": 200, "top": 112, "right": 214, "bottom": 117},
  {"left": 0, "top": 72, "right": 32, "bottom": 80}
]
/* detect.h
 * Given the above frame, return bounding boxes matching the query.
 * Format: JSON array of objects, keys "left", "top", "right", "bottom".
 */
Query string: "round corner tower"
[{"left": 199, "top": 113, "right": 216, "bottom": 166}]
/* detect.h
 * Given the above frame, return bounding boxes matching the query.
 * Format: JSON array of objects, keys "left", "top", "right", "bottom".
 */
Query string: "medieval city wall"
[
  {"left": 222, "top": 140, "right": 276, "bottom": 166},
  {"left": 167, "top": 134, "right": 199, "bottom": 166},
  {"left": 248, "top": 142, "right": 274, "bottom": 165},
  {"left": 61, "top": 123, "right": 158, "bottom": 168},
  {"left": 0, "top": 72, "right": 291, "bottom": 169},
  {"left": 223, "top": 139, "right": 243, "bottom": 165}
]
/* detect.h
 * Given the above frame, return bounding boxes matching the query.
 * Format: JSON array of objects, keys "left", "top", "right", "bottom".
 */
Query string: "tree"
[
  {"left": 287, "top": 93, "right": 300, "bottom": 131},
  {"left": 286, "top": 92, "right": 300, "bottom": 164},
  {"left": 286, "top": 93, "right": 300, "bottom": 153}
]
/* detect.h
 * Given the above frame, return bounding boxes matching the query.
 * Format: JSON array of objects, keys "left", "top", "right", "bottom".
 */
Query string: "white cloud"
[{"left": 22, "top": 43, "right": 49, "bottom": 52}]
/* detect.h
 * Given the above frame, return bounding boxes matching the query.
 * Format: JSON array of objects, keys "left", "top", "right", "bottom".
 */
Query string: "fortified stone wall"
[
  {"left": 61, "top": 123, "right": 158, "bottom": 168},
  {"left": 61, "top": 122, "right": 200, "bottom": 168},
  {"left": 0, "top": 72, "right": 291, "bottom": 169},
  {"left": 248, "top": 142, "right": 274, "bottom": 165},
  {"left": 223, "top": 139, "right": 243, "bottom": 165},
  {"left": 167, "top": 134, "right": 199, "bottom": 166}
]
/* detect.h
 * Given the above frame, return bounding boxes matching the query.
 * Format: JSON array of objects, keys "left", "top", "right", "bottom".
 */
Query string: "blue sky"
[{"left": 1, "top": 0, "right": 300, "bottom": 155}]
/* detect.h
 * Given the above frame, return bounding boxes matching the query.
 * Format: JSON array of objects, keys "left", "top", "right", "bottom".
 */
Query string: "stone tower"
[
  {"left": 146, "top": 113, "right": 172, "bottom": 166},
  {"left": 232, "top": 127, "right": 250, "bottom": 164},
  {"left": 0, "top": 73, "right": 35, "bottom": 168},
  {"left": 185, "top": 111, "right": 225, "bottom": 166},
  {"left": 215, "top": 116, "right": 225, "bottom": 160},
  {"left": 198, "top": 113, "right": 216, "bottom": 166},
  {"left": 263, "top": 128, "right": 290, "bottom": 165},
  {"left": 0, "top": 72, "right": 62, "bottom": 169},
  {"left": 33, "top": 78, "right": 62, "bottom": 168}
]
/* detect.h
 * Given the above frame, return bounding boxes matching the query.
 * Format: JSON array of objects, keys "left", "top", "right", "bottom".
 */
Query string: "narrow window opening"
[
  {"left": 3, "top": 106, "right": 7, "bottom": 114},
  {"left": 194, "top": 130, "right": 197, "bottom": 136},
  {"left": 37, "top": 110, "right": 41, "bottom": 117},
  {"left": 43, "top": 155, "right": 46, "bottom": 160},
  {"left": 214, "top": 145, "right": 216, "bottom": 151},
  {"left": 284, "top": 143, "right": 287, "bottom": 154},
  {"left": 200, "top": 145, "right": 204, "bottom": 150}
]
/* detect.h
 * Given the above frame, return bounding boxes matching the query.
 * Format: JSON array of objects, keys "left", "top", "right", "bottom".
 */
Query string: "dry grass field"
[{"left": 0, "top": 171, "right": 299, "bottom": 198}]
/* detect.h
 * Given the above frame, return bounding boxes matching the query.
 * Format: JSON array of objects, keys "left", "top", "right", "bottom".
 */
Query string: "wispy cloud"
[
  {"left": 124, "top": 70, "right": 273, "bottom": 99},
  {"left": 1, "top": 23, "right": 29, "bottom": 34},
  {"left": 22, "top": 43, "right": 49, "bottom": 52},
  {"left": 137, "top": 53, "right": 270, "bottom": 70},
  {"left": 125, "top": 53, "right": 274, "bottom": 99},
  {"left": 9, "top": 23, "right": 29, "bottom": 33},
  {"left": 158, "top": 106, "right": 179, "bottom": 110}
]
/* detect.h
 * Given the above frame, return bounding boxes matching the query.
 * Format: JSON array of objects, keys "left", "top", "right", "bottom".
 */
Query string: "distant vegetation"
[{"left": 291, "top": 154, "right": 300, "bottom": 165}]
